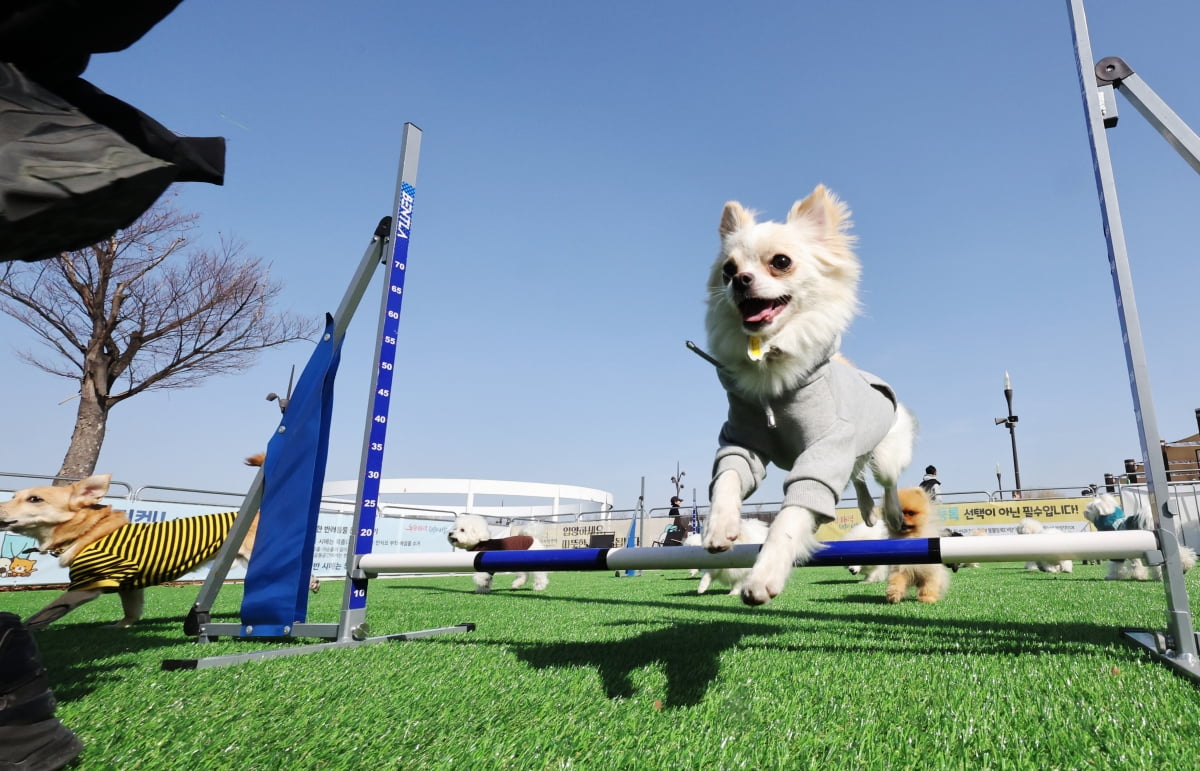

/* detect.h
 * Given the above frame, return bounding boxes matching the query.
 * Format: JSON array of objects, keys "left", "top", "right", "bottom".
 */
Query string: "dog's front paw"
[
  {"left": 703, "top": 519, "right": 742, "bottom": 552},
  {"left": 510, "top": 573, "right": 528, "bottom": 590},
  {"left": 705, "top": 472, "right": 744, "bottom": 552},
  {"left": 739, "top": 574, "right": 783, "bottom": 606},
  {"left": 739, "top": 557, "right": 791, "bottom": 606}
]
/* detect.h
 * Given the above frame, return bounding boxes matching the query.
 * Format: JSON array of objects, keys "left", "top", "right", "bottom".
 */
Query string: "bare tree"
[{"left": 0, "top": 198, "right": 318, "bottom": 479}]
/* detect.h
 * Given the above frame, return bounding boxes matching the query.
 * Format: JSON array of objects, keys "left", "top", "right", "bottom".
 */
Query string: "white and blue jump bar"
[{"left": 357, "top": 530, "right": 1160, "bottom": 576}]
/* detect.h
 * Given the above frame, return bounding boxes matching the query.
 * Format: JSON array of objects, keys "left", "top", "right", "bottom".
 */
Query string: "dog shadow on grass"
[
  {"left": 508, "top": 620, "right": 782, "bottom": 708},
  {"left": 390, "top": 580, "right": 1159, "bottom": 670}
]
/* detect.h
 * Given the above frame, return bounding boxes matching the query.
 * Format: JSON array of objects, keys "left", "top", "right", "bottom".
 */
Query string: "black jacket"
[{"left": 0, "top": 0, "right": 225, "bottom": 262}]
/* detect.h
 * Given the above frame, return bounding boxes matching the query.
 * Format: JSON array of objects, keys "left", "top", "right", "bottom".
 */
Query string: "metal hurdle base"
[
  {"left": 161, "top": 623, "right": 475, "bottom": 671},
  {"left": 1121, "top": 629, "right": 1200, "bottom": 685}
]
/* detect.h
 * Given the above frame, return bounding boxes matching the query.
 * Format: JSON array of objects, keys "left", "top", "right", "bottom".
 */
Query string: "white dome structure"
[{"left": 322, "top": 477, "right": 614, "bottom": 521}]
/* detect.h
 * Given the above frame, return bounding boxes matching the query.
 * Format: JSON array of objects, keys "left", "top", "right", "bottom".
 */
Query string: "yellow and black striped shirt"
[{"left": 67, "top": 512, "right": 238, "bottom": 592}]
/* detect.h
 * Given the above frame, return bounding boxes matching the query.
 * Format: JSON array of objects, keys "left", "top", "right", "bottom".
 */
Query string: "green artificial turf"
[{"left": 7, "top": 563, "right": 1200, "bottom": 770}]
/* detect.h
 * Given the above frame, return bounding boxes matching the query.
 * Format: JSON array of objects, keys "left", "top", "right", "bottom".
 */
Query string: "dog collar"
[{"left": 22, "top": 545, "right": 65, "bottom": 557}]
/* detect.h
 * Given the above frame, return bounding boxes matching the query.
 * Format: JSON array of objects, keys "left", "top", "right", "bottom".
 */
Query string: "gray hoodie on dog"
[{"left": 712, "top": 357, "right": 899, "bottom": 523}]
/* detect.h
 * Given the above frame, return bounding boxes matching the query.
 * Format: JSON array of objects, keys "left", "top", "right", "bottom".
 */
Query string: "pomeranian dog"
[
  {"left": 701, "top": 186, "right": 917, "bottom": 606},
  {"left": 843, "top": 520, "right": 888, "bottom": 583},
  {"left": 884, "top": 487, "right": 949, "bottom": 604},
  {"left": 447, "top": 513, "right": 548, "bottom": 593},
  {"left": 1016, "top": 518, "right": 1073, "bottom": 574},
  {"left": 696, "top": 518, "right": 770, "bottom": 595},
  {"left": 1083, "top": 493, "right": 1196, "bottom": 580}
]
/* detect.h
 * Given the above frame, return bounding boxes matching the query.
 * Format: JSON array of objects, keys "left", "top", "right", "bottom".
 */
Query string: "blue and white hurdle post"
[{"left": 356, "top": 530, "right": 1160, "bottom": 576}]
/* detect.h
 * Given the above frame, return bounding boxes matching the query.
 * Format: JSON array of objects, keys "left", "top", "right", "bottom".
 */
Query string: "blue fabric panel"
[{"left": 241, "top": 314, "right": 342, "bottom": 628}]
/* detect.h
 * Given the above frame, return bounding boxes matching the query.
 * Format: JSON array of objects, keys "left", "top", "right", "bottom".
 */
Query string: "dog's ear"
[
  {"left": 719, "top": 201, "right": 755, "bottom": 237},
  {"left": 787, "top": 184, "right": 852, "bottom": 237},
  {"left": 70, "top": 474, "right": 112, "bottom": 507}
]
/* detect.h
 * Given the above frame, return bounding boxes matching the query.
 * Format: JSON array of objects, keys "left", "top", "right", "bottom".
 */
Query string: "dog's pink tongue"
[{"left": 743, "top": 302, "right": 778, "bottom": 324}]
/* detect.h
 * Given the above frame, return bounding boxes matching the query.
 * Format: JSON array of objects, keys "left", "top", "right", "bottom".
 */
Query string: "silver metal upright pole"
[
  {"left": 1065, "top": 0, "right": 1199, "bottom": 673},
  {"left": 339, "top": 123, "right": 422, "bottom": 642}
]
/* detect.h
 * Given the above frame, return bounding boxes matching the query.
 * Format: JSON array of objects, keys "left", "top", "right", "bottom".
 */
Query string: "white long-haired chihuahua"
[{"left": 701, "top": 186, "right": 916, "bottom": 606}]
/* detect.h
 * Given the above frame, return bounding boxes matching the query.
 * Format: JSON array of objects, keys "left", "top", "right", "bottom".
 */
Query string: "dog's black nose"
[{"left": 734, "top": 272, "right": 754, "bottom": 288}]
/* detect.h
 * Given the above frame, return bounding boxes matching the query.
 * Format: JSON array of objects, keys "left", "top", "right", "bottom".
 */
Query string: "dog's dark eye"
[
  {"left": 26, "top": 495, "right": 42, "bottom": 503},
  {"left": 721, "top": 260, "right": 737, "bottom": 281},
  {"left": 769, "top": 254, "right": 792, "bottom": 271}
]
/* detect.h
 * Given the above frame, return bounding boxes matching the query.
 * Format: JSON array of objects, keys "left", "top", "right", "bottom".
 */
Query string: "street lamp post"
[
  {"left": 994, "top": 371, "right": 1021, "bottom": 497},
  {"left": 670, "top": 463, "right": 686, "bottom": 500}
]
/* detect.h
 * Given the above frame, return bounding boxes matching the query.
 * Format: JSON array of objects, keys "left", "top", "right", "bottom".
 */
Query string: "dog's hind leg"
[
  {"left": 740, "top": 506, "right": 820, "bottom": 606},
  {"left": 510, "top": 572, "right": 528, "bottom": 590},
  {"left": 23, "top": 590, "right": 103, "bottom": 631},
  {"left": 869, "top": 404, "right": 916, "bottom": 532},
  {"left": 113, "top": 588, "right": 145, "bottom": 628},
  {"left": 885, "top": 569, "right": 912, "bottom": 604},
  {"left": 916, "top": 567, "right": 949, "bottom": 603},
  {"left": 532, "top": 571, "right": 549, "bottom": 591},
  {"left": 850, "top": 456, "right": 876, "bottom": 526}
]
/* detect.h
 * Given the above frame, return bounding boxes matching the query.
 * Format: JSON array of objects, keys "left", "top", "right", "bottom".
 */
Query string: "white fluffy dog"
[
  {"left": 843, "top": 520, "right": 888, "bottom": 583},
  {"left": 446, "top": 514, "right": 548, "bottom": 593},
  {"left": 1083, "top": 493, "right": 1196, "bottom": 581},
  {"left": 696, "top": 518, "right": 769, "bottom": 595},
  {"left": 701, "top": 186, "right": 917, "bottom": 606},
  {"left": 684, "top": 531, "right": 703, "bottom": 577},
  {"left": 1017, "top": 517, "right": 1073, "bottom": 574}
]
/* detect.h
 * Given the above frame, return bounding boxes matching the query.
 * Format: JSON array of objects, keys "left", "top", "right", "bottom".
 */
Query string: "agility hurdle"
[
  {"left": 164, "top": 2, "right": 1200, "bottom": 682},
  {"left": 1067, "top": 0, "right": 1200, "bottom": 681},
  {"left": 163, "top": 123, "right": 482, "bottom": 671},
  {"left": 355, "top": 531, "right": 1159, "bottom": 577}
]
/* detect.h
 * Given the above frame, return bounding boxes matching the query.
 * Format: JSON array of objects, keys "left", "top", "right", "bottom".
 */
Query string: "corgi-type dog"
[
  {"left": 0, "top": 474, "right": 255, "bottom": 629},
  {"left": 884, "top": 487, "right": 949, "bottom": 603},
  {"left": 701, "top": 186, "right": 916, "bottom": 605}
]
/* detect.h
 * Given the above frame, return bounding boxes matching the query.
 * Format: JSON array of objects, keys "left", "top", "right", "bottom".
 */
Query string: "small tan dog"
[
  {"left": 884, "top": 487, "right": 949, "bottom": 604},
  {"left": 0, "top": 473, "right": 255, "bottom": 629}
]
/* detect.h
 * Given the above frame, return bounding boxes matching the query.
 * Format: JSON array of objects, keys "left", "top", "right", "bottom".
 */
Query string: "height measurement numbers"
[{"left": 354, "top": 181, "right": 416, "bottom": 574}]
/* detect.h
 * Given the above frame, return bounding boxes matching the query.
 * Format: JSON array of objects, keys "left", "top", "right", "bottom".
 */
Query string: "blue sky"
[{"left": 3, "top": 0, "right": 1200, "bottom": 513}]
